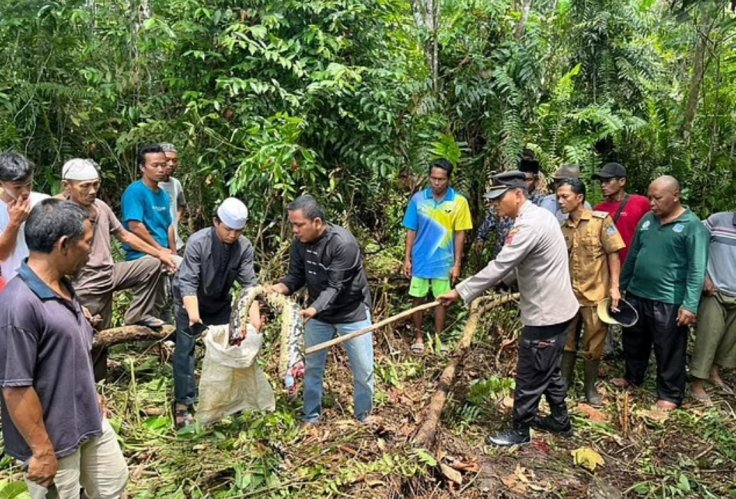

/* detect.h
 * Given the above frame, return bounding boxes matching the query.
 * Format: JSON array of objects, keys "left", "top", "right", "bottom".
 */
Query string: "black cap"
[
  {"left": 484, "top": 170, "right": 527, "bottom": 200},
  {"left": 519, "top": 158, "right": 540, "bottom": 174},
  {"left": 592, "top": 162, "right": 627, "bottom": 180}
]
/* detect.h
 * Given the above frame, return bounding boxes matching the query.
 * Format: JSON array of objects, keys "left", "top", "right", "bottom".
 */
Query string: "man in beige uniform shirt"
[
  {"left": 557, "top": 178, "right": 625, "bottom": 405},
  {"left": 440, "top": 171, "right": 579, "bottom": 446}
]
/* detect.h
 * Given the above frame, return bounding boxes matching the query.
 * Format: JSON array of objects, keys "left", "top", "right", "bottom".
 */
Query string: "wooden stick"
[
  {"left": 413, "top": 293, "right": 519, "bottom": 448},
  {"left": 304, "top": 300, "right": 442, "bottom": 356}
]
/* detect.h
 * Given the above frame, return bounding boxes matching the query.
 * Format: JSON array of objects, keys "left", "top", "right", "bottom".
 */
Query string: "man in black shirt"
[
  {"left": 271, "top": 195, "right": 374, "bottom": 424},
  {"left": 172, "top": 197, "right": 260, "bottom": 428}
]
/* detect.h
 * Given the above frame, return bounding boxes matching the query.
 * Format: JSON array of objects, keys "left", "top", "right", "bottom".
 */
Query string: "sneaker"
[
  {"left": 485, "top": 428, "right": 531, "bottom": 447},
  {"left": 531, "top": 415, "right": 574, "bottom": 437}
]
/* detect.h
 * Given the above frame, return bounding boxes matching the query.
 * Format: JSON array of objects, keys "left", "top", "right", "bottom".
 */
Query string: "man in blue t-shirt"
[
  {"left": 121, "top": 144, "right": 175, "bottom": 261},
  {"left": 403, "top": 159, "right": 473, "bottom": 354}
]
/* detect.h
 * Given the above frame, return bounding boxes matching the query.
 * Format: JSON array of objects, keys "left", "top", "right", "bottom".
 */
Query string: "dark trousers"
[
  {"left": 622, "top": 294, "right": 688, "bottom": 405},
  {"left": 513, "top": 319, "right": 573, "bottom": 430},
  {"left": 173, "top": 301, "right": 231, "bottom": 406}
]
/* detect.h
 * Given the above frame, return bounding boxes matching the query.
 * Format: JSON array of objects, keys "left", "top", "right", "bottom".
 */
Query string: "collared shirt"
[
  {"left": 173, "top": 227, "right": 257, "bottom": 316},
  {"left": 456, "top": 201, "right": 579, "bottom": 327},
  {"left": 403, "top": 187, "right": 473, "bottom": 279},
  {"left": 561, "top": 210, "right": 625, "bottom": 305},
  {"left": 540, "top": 194, "right": 591, "bottom": 223},
  {"left": 703, "top": 212, "right": 736, "bottom": 297},
  {"left": 159, "top": 177, "right": 187, "bottom": 250},
  {"left": 72, "top": 199, "right": 124, "bottom": 294},
  {"left": 0, "top": 262, "right": 102, "bottom": 461},
  {"left": 594, "top": 194, "right": 650, "bottom": 263},
  {"left": 621, "top": 210, "right": 709, "bottom": 313},
  {"left": 0, "top": 192, "right": 49, "bottom": 281},
  {"left": 121, "top": 180, "right": 172, "bottom": 260},
  {"left": 476, "top": 190, "right": 544, "bottom": 257},
  {"left": 281, "top": 223, "right": 371, "bottom": 324}
]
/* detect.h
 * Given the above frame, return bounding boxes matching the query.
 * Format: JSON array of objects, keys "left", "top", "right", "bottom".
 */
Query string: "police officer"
[{"left": 439, "top": 171, "right": 579, "bottom": 446}]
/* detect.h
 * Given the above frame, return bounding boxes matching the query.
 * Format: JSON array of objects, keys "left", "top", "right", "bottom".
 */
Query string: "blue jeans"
[
  {"left": 173, "top": 301, "right": 230, "bottom": 406},
  {"left": 303, "top": 311, "right": 374, "bottom": 423}
]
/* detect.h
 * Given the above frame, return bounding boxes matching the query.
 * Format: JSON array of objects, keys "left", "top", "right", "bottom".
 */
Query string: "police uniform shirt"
[{"left": 456, "top": 201, "right": 579, "bottom": 326}]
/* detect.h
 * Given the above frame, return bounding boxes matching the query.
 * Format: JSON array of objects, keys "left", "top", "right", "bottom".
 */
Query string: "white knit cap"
[
  {"left": 217, "top": 197, "right": 248, "bottom": 230},
  {"left": 62, "top": 159, "right": 99, "bottom": 181}
]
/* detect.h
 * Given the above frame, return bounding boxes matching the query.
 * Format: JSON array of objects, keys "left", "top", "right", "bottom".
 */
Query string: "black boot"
[
  {"left": 584, "top": 359, "right": 603, "bottom": 406},
  {"left": 560, "top": 351, "right": 576, "bottom": 390},
  {"left": 532, "top": 402, "right": 573, "bottom": 437},
  {"left": 485, "top": 427, "right": 531, "bottom": 447},
  {"left": 532, "top": 415, "right": 573, "bottom": 437}
]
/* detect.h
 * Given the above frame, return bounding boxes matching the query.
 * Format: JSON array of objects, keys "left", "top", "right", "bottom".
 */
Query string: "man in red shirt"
[{"left": 592, "top": 163, "right": 650, "bottom": 264}]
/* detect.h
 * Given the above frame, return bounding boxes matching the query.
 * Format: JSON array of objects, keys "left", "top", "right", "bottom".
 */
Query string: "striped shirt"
[{"left": 704, "top": 212, "right": 736, "bottom": 297}]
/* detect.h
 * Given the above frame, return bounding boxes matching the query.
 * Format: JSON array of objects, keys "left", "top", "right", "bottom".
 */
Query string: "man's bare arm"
[
  {"left": 128, "top": 221, "right": 163, "bottom": 250},
  {"left": 3, "top": 387, "right": 57, "bottom": 487}
]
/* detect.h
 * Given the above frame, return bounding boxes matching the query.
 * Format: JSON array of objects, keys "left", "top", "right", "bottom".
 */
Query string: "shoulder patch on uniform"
[
  {"left": 505, "top": 227, "right": 520, "bottom": 245},
  {"left": 592, "top": 211, "right": 608, "bottom": 219}
]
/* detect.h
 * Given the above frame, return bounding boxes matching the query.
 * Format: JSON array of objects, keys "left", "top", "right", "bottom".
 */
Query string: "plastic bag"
[{"left": 196, "top": 324, "right": 275, "bottom": 425}]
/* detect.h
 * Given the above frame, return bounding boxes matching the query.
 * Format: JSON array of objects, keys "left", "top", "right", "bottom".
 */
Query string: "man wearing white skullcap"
[
  {"left": 60, "top": 158, "right": 179, "bottom": 380},
  {"left": 171, "top": 197, "right": 260, "bottom": 428}
]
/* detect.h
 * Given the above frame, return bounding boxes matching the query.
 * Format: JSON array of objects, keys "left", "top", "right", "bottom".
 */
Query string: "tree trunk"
[
  {"left": 412, "top": 293, "right": 520, "bottom": 448},
  {"left": 682, "top": 10, "right": 715, "bottom": 143},
  {"left": 514, "top": 0, "right": 534, "bottom": 40},
  {"left": 93, "top": 324, "right": 175, "bottom": 348},
  {"left": 411, "top": 0, "right": 440, "bottom": 93}
]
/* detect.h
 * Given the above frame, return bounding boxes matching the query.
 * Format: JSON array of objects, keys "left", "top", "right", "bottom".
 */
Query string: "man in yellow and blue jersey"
[{"left": 403, "top": 159, "right": 472, "bottom": 355}]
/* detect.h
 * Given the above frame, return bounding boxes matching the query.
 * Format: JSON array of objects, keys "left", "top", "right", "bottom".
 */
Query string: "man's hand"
[
  {"left": 268, "top": 283, "right": 289, "bottom": 295},
  {"left": 98, "top": 393, "right": 109, "bottom": 418},
  {"left": 188, "top": 315, "right": 203, "bottom": 328},
  {"left": 451, "top": 265, "right": 461, "bottom": 285},
  {"left": 437, "top": 289, "right": 461, "bottom": 307},
  {"left": 26, "top": 447, "right": 57, "bottom": 489},
  {"left": 158, "top": 250, "right": 179, "bottom": 273},
  {"left": 677, "top": 308, "right": 697, "bottom": 327},
  {"left": 8, "top": 197, "right": 32, "bottom": 227},
  {"left": 403, "top": 259, "right": 412, "bottom": 279},
  {"left": 704, "top": 276, "right": 717, "bottom": 297},
  {"left": 300, "top": 307, "right": 318, "bottom": 322},
  {"left": 248, "top": 315, "right": 263, "bottom": 333},
  {"left": 610, "top": 287, "right": 621, "bottom": 311}
]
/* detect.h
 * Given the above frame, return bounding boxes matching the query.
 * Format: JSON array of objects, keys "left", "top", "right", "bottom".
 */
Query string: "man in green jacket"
[{"left": 613, "top": 175, "right": 709, "bottom": 410}]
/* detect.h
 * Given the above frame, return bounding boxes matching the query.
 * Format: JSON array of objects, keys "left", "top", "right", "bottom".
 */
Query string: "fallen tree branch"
[
  {"left": 93, "top": 325, "right": 175, "bottom": 348},
  {"left": 412, "top": 293, "right": 519, "bottom": 448}
]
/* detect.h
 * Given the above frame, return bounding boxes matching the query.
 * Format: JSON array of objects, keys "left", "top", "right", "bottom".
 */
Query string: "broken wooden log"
[
  {"left": 412, "top": 292, "right": 519, "bottom": 448},
  {"left": 92, "top": 324, "right": 175, "bottom": 348}
]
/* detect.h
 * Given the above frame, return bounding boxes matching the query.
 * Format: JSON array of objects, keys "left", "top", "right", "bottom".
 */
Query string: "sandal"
[
  {"left": 174, "top": 406, "right": 195, "bottom": 429},
  {"left": 410, "top": 342, "right": 425, "bottom": 356}
]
